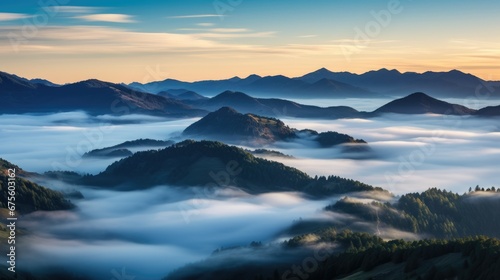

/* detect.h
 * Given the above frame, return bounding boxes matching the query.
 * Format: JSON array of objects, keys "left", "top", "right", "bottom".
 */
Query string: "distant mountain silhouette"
[
  {"left": 29, "top": 78, "right": 60, "bottom": 87},
  {"left": 158, "top": 89, "right": 208, "bottom": 101},
  {"left": 297, "top": 68, "right": 490, "bottom": 98},
  {"left": 130, "top": 71, "right": 373, "bottom": 98},
  {"left": 0, "top": 72, "right": 206, "bottom": 117},
  {"left": 374, "top": 92, "right": 476, "bottom": 115},
  {"left": 306, "top": 78, "right": 369, "bottom": 96},
  {"left": 0, "top": 71, "right": 39, "bottom": 91},
  {"left": 84, "top": 148, "right": 133, "bottom": 158},
  {"left": 130, "top": 68, "right": 497, "bottom": 98},
  {"left": 81, "top": 140, "right": 378, "bottom": 196},
  {"left": 476, "top": 105, "right": 500, "bottom": 116},
  {"left": 191, "top": 90, "right": 362, "bottom": 119},
  {"left": 3, "top": 70, "right": 499, "bottom": 118}
]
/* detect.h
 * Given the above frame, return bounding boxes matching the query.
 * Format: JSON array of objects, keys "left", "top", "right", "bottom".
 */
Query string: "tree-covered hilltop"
[
  {"left": 313, "top": 131, "right": 366, "bottom": 147},
  {"left": 0, "top": 158, "right": 75, "bottom": 214},
  {"left": 165, "top": 228, "right": 500, "bottom": 280},
  {"left": 83, "top": 138, "right": 174, "bottom": 158},
  {"left": 81, "top": 140, "right": 382, "bottom": 196},
  {"left": 292, "top": 231, "right": 500, "bottom": 280},
  {"left": 182, "top": 107, "right": 367, "bottom": 147},
  {"left": 183, "top": 107, "right": 297, "bottom": 144},
  {"left": 326, "top": 188, "right": 500, "bottom": 238}
]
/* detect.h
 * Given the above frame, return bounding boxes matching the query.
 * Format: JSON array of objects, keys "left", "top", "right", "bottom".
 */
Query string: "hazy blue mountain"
[
  {"left": 0, "top": 71, "right": 39, "bottom": 92},
  {"left": 190, "top": 90, "right": 362, "bottom": 119},
  {"left": 298, "top": 68, "right": 491, "bottom": 98},
  {"left": 374, "top": 92, "right": 477, "bottom": 115},
  {"left": 129, "top": 67, "right": 497, "bottom": 98},
  {"left": 476, "top": 105, "right": 500, "bottom": 116},
  {"left": 158, "top": 89, "right": 208, "bottom": 101},
  {"left": 128, "top": 78, "right": 189, "bottom": 93},
  {"left": 306, "top": 77, "right": 370, "bottom": 96},
  {"left": 29, "top": 78, "right": 60, "bottom": 87},
  {"left": 3, "top": 70, "right": 499, "bottom": 118},
  {"left": 84, "top": 148, "right": 133, "bottom": 158},
  {"left": 193, "top": 90, "right": 270, "bottom": 114},
  {"left": 130, "top": 72, "right": 373, "bottom": 98}
]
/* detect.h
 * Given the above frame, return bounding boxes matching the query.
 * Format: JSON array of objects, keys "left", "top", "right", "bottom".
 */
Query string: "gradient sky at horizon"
[{"left": 1, "top": 0, "right": 499, "bottom": 83}]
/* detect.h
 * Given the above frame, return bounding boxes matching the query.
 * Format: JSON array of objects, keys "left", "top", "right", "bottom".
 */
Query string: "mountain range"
[
  {"left": 130, "top": 67, "right": 500, "bottom": 98},
  {"left": 0, "top": 71, "right": 206, "bottom": 117},
  {"left": 2, "top": 70, "right": 500, "bottom": 118}
]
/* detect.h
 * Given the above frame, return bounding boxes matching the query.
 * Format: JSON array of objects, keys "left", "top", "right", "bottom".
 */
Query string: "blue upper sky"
[{"left": 1, "top": 0, "right": 499, "bottom": 83}]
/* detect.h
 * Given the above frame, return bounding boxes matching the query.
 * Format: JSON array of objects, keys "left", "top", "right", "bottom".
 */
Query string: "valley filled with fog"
[
  {"left": 1, "top": 108, "right": 498, "bottom": 194},
  {"left": 1, "top": 108, "right": 499, "bottom": 278}
]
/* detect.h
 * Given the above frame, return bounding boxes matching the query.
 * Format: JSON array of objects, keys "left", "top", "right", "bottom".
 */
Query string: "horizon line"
[{"left": 1, "top": 67, "right": 495, "bottom": 85}]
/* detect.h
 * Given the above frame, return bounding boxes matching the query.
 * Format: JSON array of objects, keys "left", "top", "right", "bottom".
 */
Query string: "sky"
[{"left": 1, "top": 0, "right": 500, "bottom": 84}]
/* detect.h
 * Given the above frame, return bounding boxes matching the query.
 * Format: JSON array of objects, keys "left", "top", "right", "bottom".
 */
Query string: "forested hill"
[
  {"left": 166, "top": 229, "right": 500, "bottom": 280},
  {"left": 0, "top": 158, "right": 74, "bottom": 213},
  {"left": 81, "top": 140, "right": 381, "bottom": 196},
  {"left": 327, "top": 188, "right": 500, "bottom": 238}
]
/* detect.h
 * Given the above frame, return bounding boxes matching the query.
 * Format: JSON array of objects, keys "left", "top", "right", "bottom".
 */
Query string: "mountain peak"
[
  {"left": 243, "top": 74, "right": 261, "bottom": 79},
  {"left": 375, "top": 92, "right": 476, "bottom": 115},
  {"left": 406, "top": 92, "right": 434, "bottom": 99},
  {"left": 227, "top": 76, "right": 241, "bottom": 82},
  {"left": 74, "top": 79, "right": 111, "bottom": 88},
  {"left": 314, "top": 67, "right": 334, "bottom": 73},
  {"left": 213, "top": 90, "right": 253, "bottom": 100},
  {"left": 213, "top": 106, "right": 239, "bottom": 115}
]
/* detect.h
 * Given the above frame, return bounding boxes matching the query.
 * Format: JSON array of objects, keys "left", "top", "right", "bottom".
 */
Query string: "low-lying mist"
[
  {"left": 270, "top": 114, "right": 500, "bottom": 194},
  {"left": 1, "top": 112, "right": 498, "bottom": 194},
  {"left": 2, "top": 111, "right": 499, "bottom": 279},
  {"left": 16, "top": 186, "right": 332, "bottom": 279},
  {"left": 0, "top": 112, "right": 199, "bottom": 174}
]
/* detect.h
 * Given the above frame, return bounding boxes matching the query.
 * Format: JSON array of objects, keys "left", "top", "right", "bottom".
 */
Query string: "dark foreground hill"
[
  {"left": 0, "top": 158, "right": 74, "bottom": 214},
  {"left": 81, "top": 140, "right": 379, "bottom": 196},
  {"left": 327, "top": 188, "right": 500, "bottom": 239},
  {"left": 165, "top": 231, "right": 500, "bottom": 280}
]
